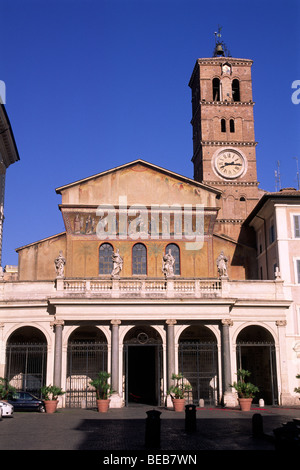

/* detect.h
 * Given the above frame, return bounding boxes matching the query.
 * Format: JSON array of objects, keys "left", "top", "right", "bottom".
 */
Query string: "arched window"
[
  {"left": 212, "top": 78, "right": 221, "bottom": 101},
  {"left": 230, "top": 119, "right": 235, "bottom": 132},
  {"left": 166, "top": 243, "right": 180, "bottom": 275},
  {"left": 221, "top": 119, "right": 226, "bottom": 133},
  {"left": 232, "top": 79, "right": 240, "bottom": 101},
  {"left": 99, "top": 243, "right": 114, "bottom": 274},
  {"left": 132, "top": 243, "right": 147, "bottom": 275}
]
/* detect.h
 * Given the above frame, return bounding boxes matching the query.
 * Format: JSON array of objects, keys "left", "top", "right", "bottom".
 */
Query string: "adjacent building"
[{"left": 0, "top": 104, "right": 19, "bottom": 266}]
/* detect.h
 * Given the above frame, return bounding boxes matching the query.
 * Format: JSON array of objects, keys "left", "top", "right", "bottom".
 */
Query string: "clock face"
[{"left": 215, "top": 150, "right": 245, "bottom": 179}]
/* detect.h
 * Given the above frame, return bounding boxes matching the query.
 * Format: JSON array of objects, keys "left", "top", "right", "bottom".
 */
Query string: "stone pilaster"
[
  {"left": 0, "top": 322, "right": 5, "bottom": 377},
  {"left": 276, "top": 320, "right": 295, "bottom": 405}
]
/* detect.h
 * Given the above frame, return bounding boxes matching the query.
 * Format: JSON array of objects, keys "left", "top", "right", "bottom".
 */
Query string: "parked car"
[
  {"left": 0, "top": 401, "right": 14, "bottom": 417},
  {"left": 8, "top": 391, "right": 45, "bottom": 412}
]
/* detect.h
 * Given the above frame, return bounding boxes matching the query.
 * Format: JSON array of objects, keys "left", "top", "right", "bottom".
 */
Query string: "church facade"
[{"left": 0, "top": 47, "right": 299, "bottom": 409}]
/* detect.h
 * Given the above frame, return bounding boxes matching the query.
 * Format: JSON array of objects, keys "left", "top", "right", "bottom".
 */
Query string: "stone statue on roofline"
[
  {"left": 54, "top": 251, "right": 66, "bottom": 278},
  {"left": 162, "top": 248, "right": 175, "bottom": 278},
  {"left": 111, "top": 249, "right": 123, "bottom": 279},
  {"left": 216, "top": 251, "right": 228, "bottom": 278}
]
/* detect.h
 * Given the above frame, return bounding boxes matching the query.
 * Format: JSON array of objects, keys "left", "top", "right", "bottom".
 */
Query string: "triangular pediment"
[
  {"left": 56, "top": 159, "right": 220, "bottom": 207},
  {"left": 56, "top": 160, "right": 220, "bottom": 238}
]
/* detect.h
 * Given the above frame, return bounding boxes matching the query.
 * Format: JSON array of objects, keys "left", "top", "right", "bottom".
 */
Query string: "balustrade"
[{"left": 62, "top": 277, "right": 222, "bottom": 297}]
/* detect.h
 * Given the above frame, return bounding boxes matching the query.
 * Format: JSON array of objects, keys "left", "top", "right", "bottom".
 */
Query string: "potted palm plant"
[
  {"left": 41, "top": 384, "right": 65, "bottom": 413},
  {"left": 230, "top": 369, "right": 259, "bottom": 411},
  {"left": 0, "top": 377, "right": 15, "bottom": 401},
  {"left": 89, "top": 371, "right": 113, "bottom": 412},
  {"left": 167, "top": 373, "right": 192, "bottom": 412}
]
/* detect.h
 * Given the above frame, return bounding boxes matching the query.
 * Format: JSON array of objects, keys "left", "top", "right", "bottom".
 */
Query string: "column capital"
[
  {"left": 221, "top": 318, "right": 233, "bottom": 327},
  {"left": 276, "top": 320, "right": 287, "bottom": 327},
  {"left": 50, "top": 319, "right": 65, "bottom": 329},
  {"left": 166, "top": 319, "right": 177, "bottom": 326},
  {"left": 110, "top": 319, "right": 121, "bottom": 326}
]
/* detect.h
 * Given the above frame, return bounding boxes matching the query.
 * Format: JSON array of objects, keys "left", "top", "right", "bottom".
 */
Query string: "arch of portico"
[
  {"left": 63, "top": 325, "right": 109, "bottom": 408},
  {"left": 4, "top": 325, "right": 48, "bottom": 396},
  {"left": 233, "top": 323, "right": 279, "bottom": 405}
]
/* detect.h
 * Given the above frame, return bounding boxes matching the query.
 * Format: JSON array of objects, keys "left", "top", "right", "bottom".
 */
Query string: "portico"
[{"left": 1, "top": 274, "right": 286, "bottom": 408}]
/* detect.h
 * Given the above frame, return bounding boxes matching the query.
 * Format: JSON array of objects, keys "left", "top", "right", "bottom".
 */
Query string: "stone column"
[
  {"left": 52, "top": 320, "right": 64, "bottom": 388},
  {"left": 221, "top": 319, "right": 236, "bottom": 406},
  {"left": 110, "top": 320, "right": 123, "bottom": 408},
  {"left": 166, "top": 319, "right": 177, "bottom": 389},
  {"left": 110, "top": 320, "right": 121, "bottom": 392}
]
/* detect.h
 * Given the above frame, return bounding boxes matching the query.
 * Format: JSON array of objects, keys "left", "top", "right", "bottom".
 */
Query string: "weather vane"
[{"left": 214, "top": 26, "right": 222, "bottom": 44}]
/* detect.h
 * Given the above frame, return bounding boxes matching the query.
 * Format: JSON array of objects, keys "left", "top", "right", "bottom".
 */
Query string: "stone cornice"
[
  {"left": 200, "top": 100, "right": 254, "bottom": 106},
  {"left": 200, "top": 141, "right": 257, "bottom": 147},
  {"left": 204, "top": 181, "right": 259, "bottom": 186},
  {"left": 196, "top": 58, "right": 253, "bottom": 66}
]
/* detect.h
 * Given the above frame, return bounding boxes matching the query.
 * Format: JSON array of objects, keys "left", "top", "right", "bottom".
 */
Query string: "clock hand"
[
  {"left": 220, "top": 162, "right": 242, "bottom": 168},
  {"left": 224, "top": 162, "right": 242, "bottom": 166}
]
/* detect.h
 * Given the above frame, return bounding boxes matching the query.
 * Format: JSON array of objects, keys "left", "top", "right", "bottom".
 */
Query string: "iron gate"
[
  {"left": 236, "top": 342, "right": 278, "bottom": 405},
  {"left": 66, "top": 341, "right": 108, "bottom": 408},
  {"left": 178, "top": 342, "right": 219, "bottom": 406},
  {"left": 5, "top": 343, "right": 47, "bottom": 397}
]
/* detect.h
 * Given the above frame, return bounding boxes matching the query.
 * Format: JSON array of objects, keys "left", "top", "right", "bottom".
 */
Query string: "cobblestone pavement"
[{"left": 1, "top": 405, "right": 300, "bottom": 458}]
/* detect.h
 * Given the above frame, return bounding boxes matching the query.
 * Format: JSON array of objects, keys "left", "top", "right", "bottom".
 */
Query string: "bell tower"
[{"left": 189, "top": 30, "right": 261, "bottom": 239}]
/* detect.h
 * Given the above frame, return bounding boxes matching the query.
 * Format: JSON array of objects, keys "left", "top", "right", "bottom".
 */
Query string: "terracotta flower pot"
[
  {"left": 172, "top": 398, "right": 185, "bottom": 412},
  {"left": 44, "top": 400, "right": 58, "bottom": 413},
  {"left": 97, "top": 399, "right": 110, "bottom": 412},
  {"left": 239, "top": 398, "right": 253, "bottom": 411}
]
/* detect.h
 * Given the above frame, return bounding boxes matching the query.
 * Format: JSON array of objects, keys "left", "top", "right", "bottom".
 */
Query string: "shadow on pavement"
[{"left": 74, "top": 417, "right": 276, "bottom": 451}]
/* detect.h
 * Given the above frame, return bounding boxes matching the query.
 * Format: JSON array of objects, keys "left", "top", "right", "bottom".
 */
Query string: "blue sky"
[{"left": 1, "top": 0, "right": 299, "bottom": 266}]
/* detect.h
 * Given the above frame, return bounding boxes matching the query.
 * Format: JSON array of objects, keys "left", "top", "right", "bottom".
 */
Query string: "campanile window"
[
  {"left": 232, "top": 79, "right": 240, "bottom": 102},
  {"left": 212, "top": 78, "right": 221, "bottom": 101}
]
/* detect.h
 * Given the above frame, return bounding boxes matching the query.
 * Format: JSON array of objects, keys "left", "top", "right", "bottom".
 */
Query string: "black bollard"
[
  {"left": 185, "top": 404, "right": 197, "bottom": 433},
  {"left": 252, "top": 413, "right": 264, "bottom": 438},
  {"left": 145, "top": 409, "right": 161, "bottom": 448}
]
